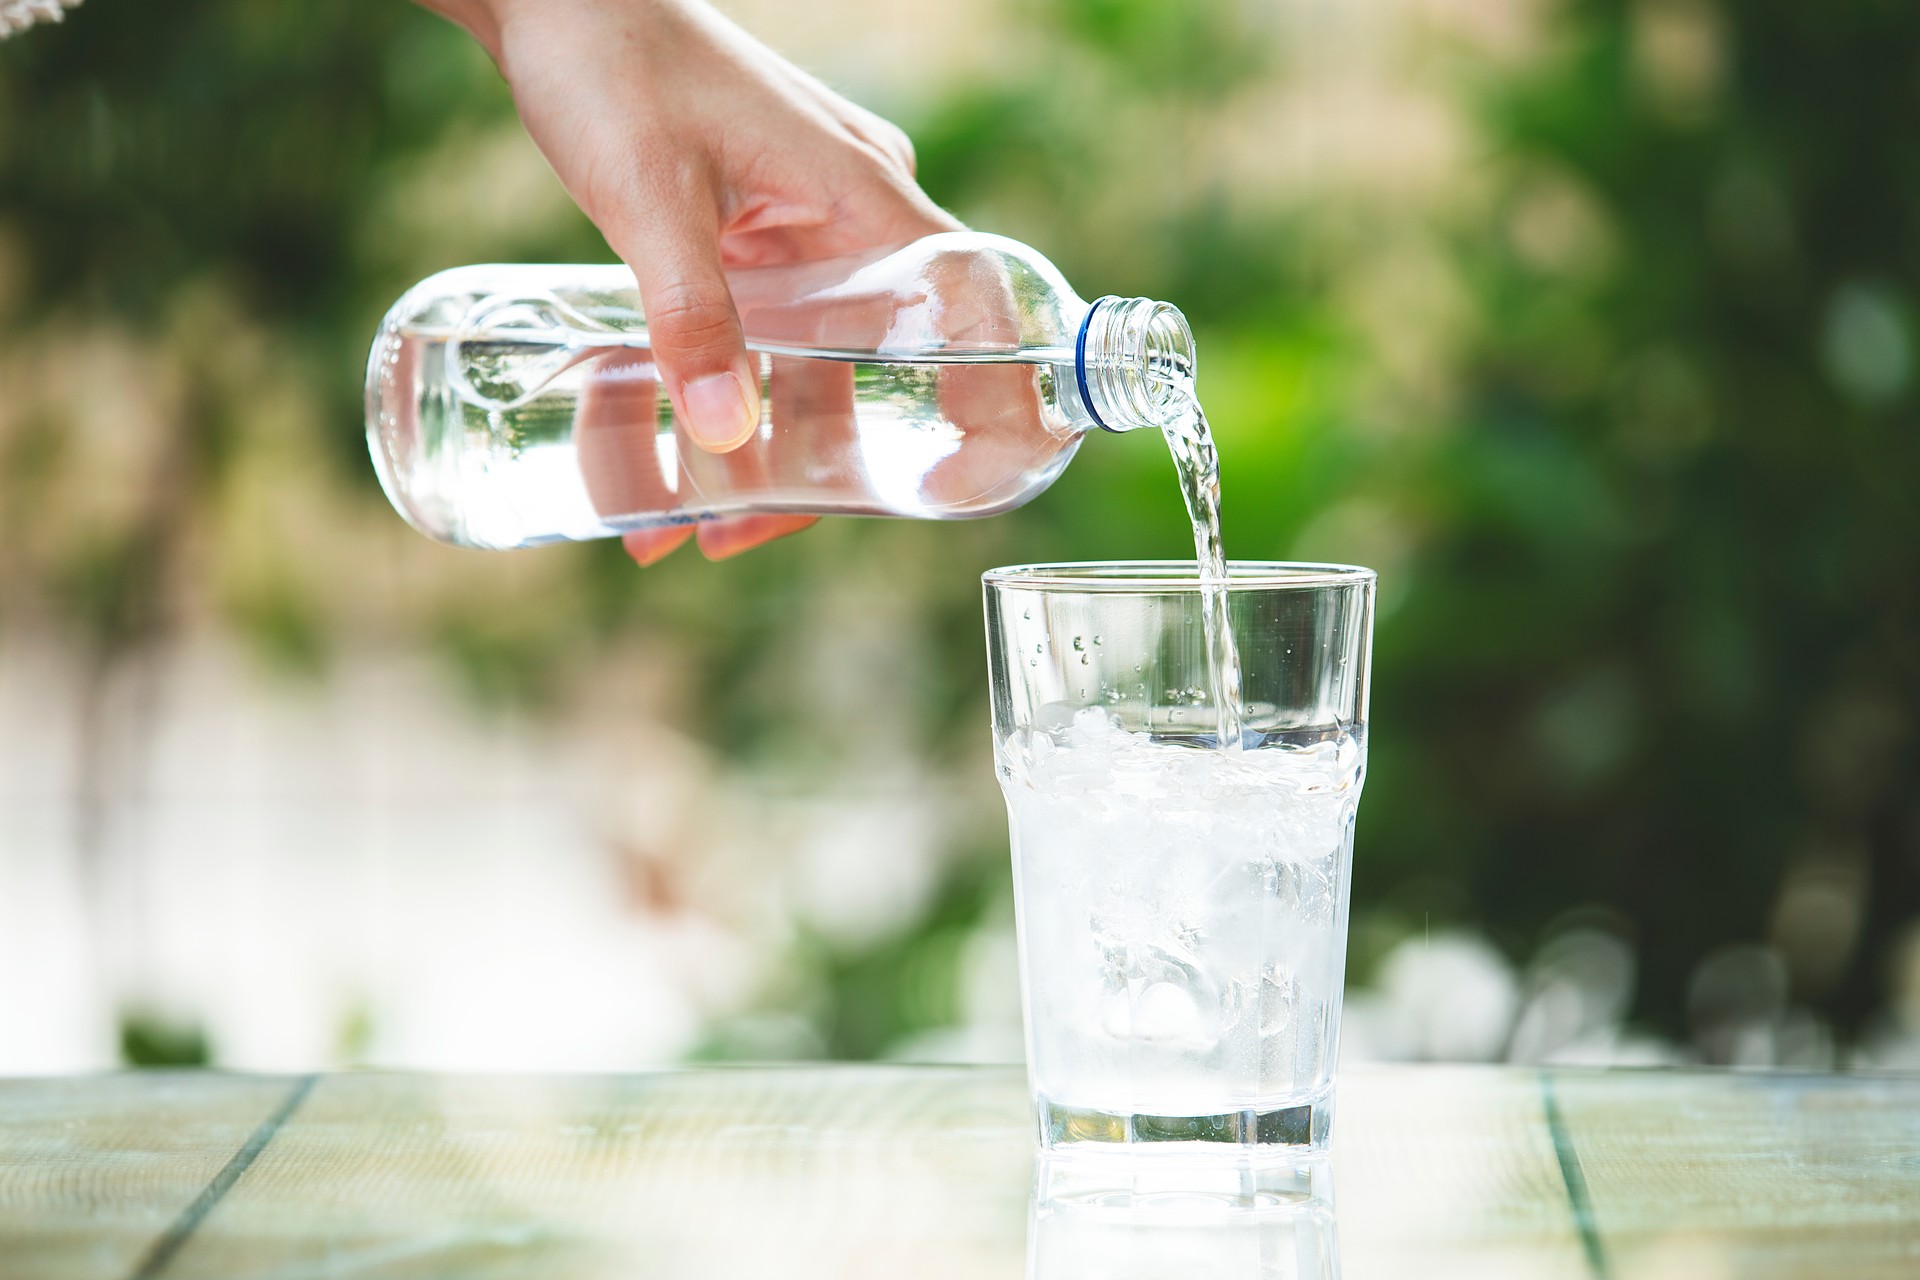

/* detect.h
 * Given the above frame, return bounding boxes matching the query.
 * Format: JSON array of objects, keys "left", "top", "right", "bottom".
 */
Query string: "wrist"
[{"left": 490, "top": 0, "right": 686, "bottom": 64}]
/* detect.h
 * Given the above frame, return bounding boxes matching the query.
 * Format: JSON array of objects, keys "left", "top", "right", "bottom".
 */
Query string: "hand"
[{"left": 422, "top": 0, "right": 961, "bottom": 564}]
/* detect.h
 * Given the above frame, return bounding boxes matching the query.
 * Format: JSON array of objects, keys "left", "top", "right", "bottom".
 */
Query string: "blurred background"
[{"left": 1, "top": 0, "right": 1916, "bottom": 1074}]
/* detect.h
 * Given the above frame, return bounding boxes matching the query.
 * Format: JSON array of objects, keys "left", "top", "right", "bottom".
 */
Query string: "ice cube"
[{"left": 1099, "top": 978, "right": 1219, "bottom": 1051}]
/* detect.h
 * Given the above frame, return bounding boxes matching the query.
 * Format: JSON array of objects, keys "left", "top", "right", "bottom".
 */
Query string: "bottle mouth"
[{"left": 1076, "top": 296, "right": 1197, "bottom": 432}]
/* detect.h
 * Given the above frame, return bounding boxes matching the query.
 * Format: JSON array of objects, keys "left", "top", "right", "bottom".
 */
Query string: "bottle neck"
[{"left": 1074, "top": 296, "right": 1197, "bottom": 433}]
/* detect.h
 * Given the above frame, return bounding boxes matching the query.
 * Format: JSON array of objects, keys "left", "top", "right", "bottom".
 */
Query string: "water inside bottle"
[{"left": 375, "top": 319, "right": 1086, "bottom": 549}]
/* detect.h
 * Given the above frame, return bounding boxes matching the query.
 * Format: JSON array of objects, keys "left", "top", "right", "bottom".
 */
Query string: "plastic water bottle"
[{"left": 365, "top": 232, "right": 1195, "bottom": 550}]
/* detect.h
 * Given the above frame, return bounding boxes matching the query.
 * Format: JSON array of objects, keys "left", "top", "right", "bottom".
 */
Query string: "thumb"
[{"left": 613, "top": 181, "right": 762, "bottom": 454}]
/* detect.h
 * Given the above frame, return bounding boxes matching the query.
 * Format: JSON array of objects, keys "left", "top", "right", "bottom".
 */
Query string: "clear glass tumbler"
[{"left": 984, "top": 562, "right": 1375, "bottom": 1154}]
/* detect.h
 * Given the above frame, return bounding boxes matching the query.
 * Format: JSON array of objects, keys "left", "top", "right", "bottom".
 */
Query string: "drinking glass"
[{"left": 984, "top": 562, "right": 1375, "bottom": 1154}]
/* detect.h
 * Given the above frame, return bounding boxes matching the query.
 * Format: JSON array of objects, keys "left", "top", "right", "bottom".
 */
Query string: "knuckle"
[
  {"left": 646, "top": 285, "right": 739, "bottom": 353},
  {"left": 841, "top": 107, "right": 917, "bottom": 177},
  {"left": 885, "top": 125, "right": 917, "bottom": 175}
]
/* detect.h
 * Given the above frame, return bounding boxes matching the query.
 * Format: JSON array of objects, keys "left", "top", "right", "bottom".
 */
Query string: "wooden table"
[{"left": 2, "top": 1065, "right": 1917, "bottom": 1278}]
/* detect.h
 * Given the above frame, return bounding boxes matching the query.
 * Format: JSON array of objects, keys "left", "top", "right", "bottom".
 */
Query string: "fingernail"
[
  {"left": 623, "top": 526, "right": 693, "bottom": 567},
  {"left": 681, "top": 371, "right": 757, "bottom": 451},
  {"left": 698, "top": 515, "right": 819, "bottom": 561}
]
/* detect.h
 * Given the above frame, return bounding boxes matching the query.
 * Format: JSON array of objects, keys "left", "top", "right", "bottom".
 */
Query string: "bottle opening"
[{"left": 1076, "top": 297, "right": 1197, "bottom": 432}]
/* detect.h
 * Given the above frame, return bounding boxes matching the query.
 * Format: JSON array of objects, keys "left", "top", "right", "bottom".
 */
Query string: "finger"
[
  {"left": 919, "top": 363, "right": 1055, "bottom": 511},
  {"left": 876, "top": 119, "right": 917, "bottom": 178},
  {"left": 697, "top": 514, "right": 819, "bottom": 560},
  {"left": 623, "top": 525, "right": 697, "bottom": 566},
  {"left": 575, "top": 349, "right": 680, "bottom": 519},
  {"left": 609, "top": 171, "right": 763, "bottom": 454},
  {"left": 914, "top": 247, "right": 1056, "bottom": 511},
  {"left": 840, "top": 106, "right": 918, "bottom": 177},
  {"left": 718, "top": 143, "right": 959, "bottom": 269},
  {"left": 839, "top": 161, "right": 965, "bottom": 245},
  {"left": 785, "top": 63, "right": 918, "bottom": 177},
  {"left": 574, "top": 348, "right": 703, "bottom": 568},
  {"left": 767, "top": 354, "right": 862, "bottom": 498}
]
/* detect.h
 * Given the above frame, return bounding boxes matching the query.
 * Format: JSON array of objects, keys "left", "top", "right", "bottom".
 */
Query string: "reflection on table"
[
  {"left": 1032, "top": 1155, "right": 1338, "bottom": 1280},
  {"left": 2, "top": 1064, "right": 1917, "bottom": 1278}
]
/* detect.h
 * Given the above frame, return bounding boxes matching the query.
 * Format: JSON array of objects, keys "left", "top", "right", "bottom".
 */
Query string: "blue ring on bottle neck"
[{"left": 1075, "top": 297, "right": 1119, "bottom": 433}]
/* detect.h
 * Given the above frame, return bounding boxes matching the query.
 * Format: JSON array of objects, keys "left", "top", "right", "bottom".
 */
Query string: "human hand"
[
  {"left": 570, "top": 240, "right": 1068, "bottom": 554},
  {"left": 423, "top": 0, "right": 961, "bottom": 564}
]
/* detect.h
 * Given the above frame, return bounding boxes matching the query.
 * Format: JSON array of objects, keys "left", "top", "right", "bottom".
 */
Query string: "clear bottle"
[{"left": 365, "top": 232, "right": 1195, "bottom": 550}]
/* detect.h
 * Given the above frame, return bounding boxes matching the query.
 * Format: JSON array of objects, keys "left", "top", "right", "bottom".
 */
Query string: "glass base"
[{"left": 1039, "top": 1091, "right": 1333, "bottom": 1153}]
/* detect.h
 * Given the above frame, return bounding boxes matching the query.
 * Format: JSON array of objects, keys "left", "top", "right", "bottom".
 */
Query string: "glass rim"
[{"left": 982, "top": 560, "right": 1376, "bottom": 592}]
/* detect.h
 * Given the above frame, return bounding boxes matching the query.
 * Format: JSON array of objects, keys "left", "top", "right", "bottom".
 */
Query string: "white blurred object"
[
  {"left": 787, "top": 783, "right": 944, "bottom": 949},
  {"left": 885, "top": 1023, "right": 1024, "bottom": 1065},
  {"left": 1687, "top": 943, "right": 1788, "bottom": 1066},
  {"left": 0, "top": 0, "right": 80, "bottom": 38},
  {"left": 1343, "top": 921, "right": 1689, "bottom": 1068},
  {"left": 0, "top": 641, "right": 116, "bottom": 1071},
  {"left": 0, "top": 633, "right": 759, "bottom": 1072},
  {"left": 1506, "top": 926, "right": 1636, "bottom": 1064},
  {"left": 1855, "top": 921, "right": 1920, "bottom": 1068},
  {"left": 1345, "top": 931, "right": 1520, "bottom": 1062}
]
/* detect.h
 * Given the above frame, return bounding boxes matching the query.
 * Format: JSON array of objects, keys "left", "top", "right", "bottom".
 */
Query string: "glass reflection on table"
[{"left": 1030, "top": 1156, "right": 1338, "bottom": 1280}]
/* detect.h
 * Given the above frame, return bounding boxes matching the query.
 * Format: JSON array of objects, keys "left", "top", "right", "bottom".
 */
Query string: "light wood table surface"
[{"left": 2, "top": 1065, "right": 1916, "bottom": 1279}]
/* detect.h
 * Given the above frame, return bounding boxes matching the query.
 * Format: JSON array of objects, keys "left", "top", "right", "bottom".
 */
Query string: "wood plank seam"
[
  {"left": 125, "top": 1074, "right": 319, "bottom": 1280},
  {"left": 1540, "top": 1072, "right": 1611, "bottom": 1280}
]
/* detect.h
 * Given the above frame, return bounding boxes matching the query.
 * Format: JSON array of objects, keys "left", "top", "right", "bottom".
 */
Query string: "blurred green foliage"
[
  {"left": 119, "top": 1009, "right": 210, "bottom": 1067},
  {"left": 1392, "top": 0, "right": 1920, "bottom": 1036},
  {"left": 2, "top": 0, "right": 1915, "bottom": 1062}
]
